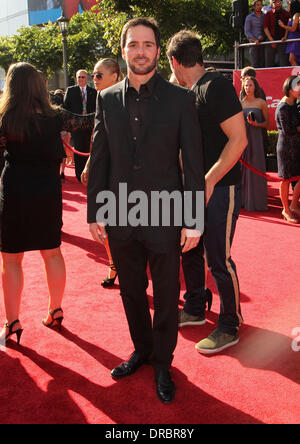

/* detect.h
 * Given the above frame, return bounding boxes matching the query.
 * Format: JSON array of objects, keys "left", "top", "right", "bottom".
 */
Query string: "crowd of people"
[
  {"left": 0, "top": 15, "right": 299, "bottom": 405},
  {"left": 244, "top": 0, "right": 300, "bottom": 67}
]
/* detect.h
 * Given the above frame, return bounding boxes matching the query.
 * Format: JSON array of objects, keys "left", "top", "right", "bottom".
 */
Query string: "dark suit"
[
  {"left": 87, "top": 74, "right": 204, "bottom": 369},
  {"left": 64, "top": 85, "right": 97, "bottom": 181},
  {"left": 297, "top": 99, "right": 300, "bottom": 124}
]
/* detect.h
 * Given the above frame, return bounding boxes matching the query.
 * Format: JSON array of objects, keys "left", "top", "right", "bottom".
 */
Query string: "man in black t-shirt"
[{"left": 167, "top": 31, "right": 248, "bottom": 354}]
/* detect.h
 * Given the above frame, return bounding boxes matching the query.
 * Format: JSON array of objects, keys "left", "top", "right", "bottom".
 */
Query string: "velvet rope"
[
  {"left": 63, "top": 140, "right": 90, "bottom": 157},
  {"left": 63, "top": 139, "right": 300, "bottom": 183},
  {"left": 240, "top": 158, "right": 300, "bottom": 183}
]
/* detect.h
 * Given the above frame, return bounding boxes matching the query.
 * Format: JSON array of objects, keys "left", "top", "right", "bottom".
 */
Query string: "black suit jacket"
[
  {"left": 87, "top": 74, "right": 205, "bottom": 243},
  {"left": 63, "top": 85, "right": 97, "bottom": 116},
  {"left": 296, "top": 99, "right": 300, "bottom": 124}
]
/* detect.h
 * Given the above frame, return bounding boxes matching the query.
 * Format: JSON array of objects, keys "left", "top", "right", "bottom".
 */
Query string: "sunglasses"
[
  {"left": 78, "top": 76, "right": 87, "bottom": 79},
  {"left": 91, "top": 73, "right": 103, "bottom": 79}
]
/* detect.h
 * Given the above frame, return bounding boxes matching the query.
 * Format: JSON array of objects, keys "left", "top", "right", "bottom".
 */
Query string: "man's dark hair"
[
  {"left": 241, "top": 66, "right": 256, "bottom": 78},
  {"left": 252, "top": 0, "right": 262, "bottom": 7},
  {"left": 120, "top": 17, "right": 160, "bottom": 49},
  {"left": 166, "top": 30, "right": 203, "bottom": 67}
]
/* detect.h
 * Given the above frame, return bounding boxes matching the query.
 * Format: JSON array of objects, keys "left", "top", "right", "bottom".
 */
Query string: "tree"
[
  {"left": 66, "top": 11, "right": 113, "bottom": 79},
  {"left": 0, "top": 37, "right": 15, "bottom": 72},
  {"left": 11, "top": 23, "right": 62, "bottom": 78},
  {"left": 96, "top": 0, "right": 237, "bottom": 69},
  {"left": 0, "top": 11, "right": 113, "bottom": 82}
]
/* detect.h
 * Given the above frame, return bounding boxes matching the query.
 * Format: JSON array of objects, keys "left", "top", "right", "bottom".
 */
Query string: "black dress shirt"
[{"left": 125, "top": 72, "right": 159, "bottom": 169}]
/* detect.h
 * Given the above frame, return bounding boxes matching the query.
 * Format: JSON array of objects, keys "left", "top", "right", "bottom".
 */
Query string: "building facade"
[
  {"left": 0, "top": 0, "right": 99, "bottom": 37},
  {"left": 0, "top": 0, "right": 29, "bottom": 37}
]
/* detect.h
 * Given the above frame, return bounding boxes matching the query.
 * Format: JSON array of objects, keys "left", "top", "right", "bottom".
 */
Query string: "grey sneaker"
[
  {"left": 178, "top": 309, "right": 206, "bottom": 327},
  {"left": 195, "top": 328, "right": 239, "bottom": 354}
]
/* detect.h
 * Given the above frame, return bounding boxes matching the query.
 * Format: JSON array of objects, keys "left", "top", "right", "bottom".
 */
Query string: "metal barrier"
[{"left": 234, "top": 38, "right": 300, "bottom": 70}]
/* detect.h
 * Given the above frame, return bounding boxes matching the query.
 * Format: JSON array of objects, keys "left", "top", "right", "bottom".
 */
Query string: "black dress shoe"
[
  {"left": 155, "top": 369, "right": 176, "bottom": 404},
  {"left": 111, "top": 352, "right": 148, "bottom": 379}
]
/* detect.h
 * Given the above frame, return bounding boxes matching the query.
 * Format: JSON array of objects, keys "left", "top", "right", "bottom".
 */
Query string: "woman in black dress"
[
  {"left": 275, "top": 75, "right": 300, "bottom": 223},
  {"left": 0, "top": 62, "right": 94, "bottom": 344}
]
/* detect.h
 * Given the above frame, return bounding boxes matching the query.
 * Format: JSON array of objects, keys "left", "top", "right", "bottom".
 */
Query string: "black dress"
[
  {"left": 0, "top": 109, "right": 94, "bottom": 253},
  {"left": 275, "top": 102, "right": 300, "bottom": 179}
]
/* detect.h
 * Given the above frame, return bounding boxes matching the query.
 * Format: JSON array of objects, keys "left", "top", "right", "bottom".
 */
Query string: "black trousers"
[
  {"left": 71, "top": 130, "right": 91, "bottom": 182},
  {"left": 182, "top": 184, "right": 243, "bottom": 335},
  {"left": 109, "top": 234, "right": 181, "bottom": 370}
]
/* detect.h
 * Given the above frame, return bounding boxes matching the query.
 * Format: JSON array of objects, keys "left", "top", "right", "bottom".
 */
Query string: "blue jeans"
[{"left": 182, "top": 184, "right": 243, "bottom": 335}]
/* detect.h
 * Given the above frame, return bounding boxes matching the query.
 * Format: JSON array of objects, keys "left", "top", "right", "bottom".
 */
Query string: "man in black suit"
[
  {"left": 64, "top": 70, "right": 97, "bottom": 182},
  {"left": 87, "top": 17, "right": 205, "bottom": 403}
]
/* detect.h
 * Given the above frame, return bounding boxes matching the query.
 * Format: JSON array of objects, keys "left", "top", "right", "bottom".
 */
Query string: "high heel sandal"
[
  {"left": 101, "top": 265, "right": 118, "bottom": 288},
  {"left": 42, "top": 308, "right": 64, "bottom": 331},
  {"left": 0, "top": 320, "right": 23, "bottom": 345},
  {"left": 282, "top": 210, "right": 298, "bottom": 224},
  {"left": 205, "top": 288, "right": 213, "bottom": 311}
]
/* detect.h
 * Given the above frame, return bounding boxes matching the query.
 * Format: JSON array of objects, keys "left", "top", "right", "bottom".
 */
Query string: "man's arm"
[
  {"left": 87, "top": 92, "right": 110, "bottom": 244},
  {"left": 205, "top": 112, "right": 247, "bottom": 204},
  {"left": 180, "top": 90, "right": 205, "bottom": 252},
  {"left": 244, "top": 15, "right": 256, "bottom": 42},
  {"left": 263, "top": 12, "right": 277, "bottom": 47}
]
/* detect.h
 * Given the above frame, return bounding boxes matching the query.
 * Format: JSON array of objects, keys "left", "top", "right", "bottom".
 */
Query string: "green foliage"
[
  {"left": 11, "top": 23, "right": 62, "bottom": 78},
  {"left": 267, "top": 131, "right": 279, "bottom": 156},
  {"left": 98, "top": 0, "right": 236, "bottom": 69},
  {"left": 0, "top": 0, "right": 237, "bottom": 80},
  {"left": 65, "top": 11, "right": 113, "bottom": 78},
  {"left": 0, "top": 11, "right": 112, "bottom": 82}
]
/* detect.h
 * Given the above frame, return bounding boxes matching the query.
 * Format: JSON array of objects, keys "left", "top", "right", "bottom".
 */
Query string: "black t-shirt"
[{"left": 193, "top": 72, "right": 242, "bottom": 187}]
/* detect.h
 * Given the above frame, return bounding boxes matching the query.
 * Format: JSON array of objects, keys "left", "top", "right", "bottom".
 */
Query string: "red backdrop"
[{"left": 233, "top": 67, "right": 300, "bottom": 130}]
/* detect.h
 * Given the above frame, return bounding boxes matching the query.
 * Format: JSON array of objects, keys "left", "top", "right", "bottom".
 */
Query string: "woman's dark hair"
[
  {"left": 121, "top": 17, "right": 160, "bottom": 49},
  {"left": 0, "top": 62, "right": 57, "bottom": 140},
  {"left": 166, "top": 30, "right": 203, "bottom": 67},
  {"left": 290, "top": 0, "right": 300, "bottom": 17},
  {"left": 241, "top": 76, "right": 261, "bottom": 100},
  {"left": 283, "top": 75, "right": 300, "bottom": 96}
]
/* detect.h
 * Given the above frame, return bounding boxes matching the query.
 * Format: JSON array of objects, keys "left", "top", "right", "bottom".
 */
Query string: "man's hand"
[
  {"left": 205, "top": 174, "right": 216, "bottom": 205},
  {"left": 81, "top": 167, "right": 89, "bottom": 186},
  {"left": 181, "top": 228, "right": 201, "bottom": 253},
  {"left": 89, "top": 222, "right": 107, "bottom": 244}
]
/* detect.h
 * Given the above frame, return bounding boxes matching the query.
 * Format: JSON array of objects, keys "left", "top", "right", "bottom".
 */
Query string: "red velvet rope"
[
  {"left": 240, "top": 159, "right": 300, "bottom": 183},
  {"left": 63, "top": 139, "right": 300, "bottom": 183},
  {"left": 63, "top": 140, "right": 90, "bottom": 157}
]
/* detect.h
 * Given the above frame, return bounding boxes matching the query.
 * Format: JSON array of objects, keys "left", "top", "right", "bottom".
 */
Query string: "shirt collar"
[{"left": 125, "top": 71, "right": 158, "bottom": 96}]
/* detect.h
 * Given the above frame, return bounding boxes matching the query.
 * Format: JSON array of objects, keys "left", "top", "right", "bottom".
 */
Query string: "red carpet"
[{"left": 0, "top": 167, "right": 300, "bottom": 424}]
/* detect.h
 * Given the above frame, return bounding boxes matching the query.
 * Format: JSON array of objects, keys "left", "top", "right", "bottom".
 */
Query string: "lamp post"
[{"left": 57, "top": 15, "right": 69, "bottom": 90}]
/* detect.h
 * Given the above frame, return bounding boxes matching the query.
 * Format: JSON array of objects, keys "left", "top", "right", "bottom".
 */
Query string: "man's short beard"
[{"left": 128, "top": 57, "right": 157, "bottom": 75}]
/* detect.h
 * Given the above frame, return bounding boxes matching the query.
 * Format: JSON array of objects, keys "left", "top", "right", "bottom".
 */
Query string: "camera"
[{"left": 248, "top": 111, "right": 255, "bottom": 121}]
